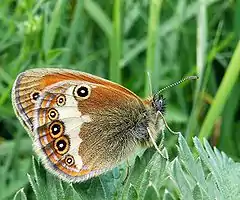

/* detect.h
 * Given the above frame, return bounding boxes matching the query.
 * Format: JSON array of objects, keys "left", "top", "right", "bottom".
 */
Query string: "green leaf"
[
  {"left": 13, "top": 188, "right": 27, "bottom": 200},
  {"left": 162, "top": 190, "right": 176, "bottom": 200},
  {"left": 171, "top": 158, "right": 193, "bottom": 200},
  {"left": 127, "top": 184, "right": 138, "bottom": 200},
  {"left": 178, "top": 134, "right": 206, "bottom": 189},
  {"left": 170, "top": 135, "right": 240, "bottom": 200},
  {"left": 46, "top": 173, "right": 65, "bottom": 200},
  {"left": 143, "top": 183, "right": 160, "bottom": 200},
  {"left": 65, "top": 184, "right": 83, "bottom": 200},
  {"left": 138, "top": 169, "right": 151, "bottom": 199},
  {"left": 192, "top": 184, "right": 203, "bottom": 200}
]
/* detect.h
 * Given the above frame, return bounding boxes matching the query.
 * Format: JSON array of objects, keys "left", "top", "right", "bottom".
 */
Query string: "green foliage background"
[{"left": 0, "top": 0, "right": 240, "bottom": 199}]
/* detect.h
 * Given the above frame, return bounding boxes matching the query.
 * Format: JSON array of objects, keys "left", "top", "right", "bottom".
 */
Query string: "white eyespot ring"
[
  {"left": 49, "top": 120, "right": 64, "bottom": 138},
  {"left": 56, "top": 95, "right": 66, "bottom": 106},
  {"left": 48, "top": 108, "right": 59, "bottom": 120},
  {"left": 65, "top": 154, "right": 75, "bottom": 166},
  {"left": 73, "top": 84, "right": 91, "bottom": 100},
  {"left": 54, "top": 135, "right": 70, "bottom": 155}
]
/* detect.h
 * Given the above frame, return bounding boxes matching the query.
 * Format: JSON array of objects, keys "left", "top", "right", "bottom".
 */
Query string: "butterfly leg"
[
  {"left": 147, "top": 127, "right": 165, "bottom": 157},
  {"left": 156, "top": 111, "right": 181, "bottom": 135}
]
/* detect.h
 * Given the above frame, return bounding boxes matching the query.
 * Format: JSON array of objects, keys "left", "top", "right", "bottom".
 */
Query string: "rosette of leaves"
[{"left": 13, "top": 134, "right": 240, "bottom": 200}]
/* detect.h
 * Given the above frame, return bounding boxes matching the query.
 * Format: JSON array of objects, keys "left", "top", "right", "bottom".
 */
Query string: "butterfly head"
[{"left": 152, "top": 94, "right": 166, "bottom": 114}]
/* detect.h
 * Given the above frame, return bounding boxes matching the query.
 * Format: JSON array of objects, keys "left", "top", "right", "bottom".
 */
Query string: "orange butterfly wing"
[{"left": 12, "top": 68, "right": 148, "bottom": 182}]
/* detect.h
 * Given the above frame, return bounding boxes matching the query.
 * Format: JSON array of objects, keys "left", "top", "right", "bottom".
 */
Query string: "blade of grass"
[
  {"left": 219, "top": 83, "right": 240, "bottom": 155},
  {"left": 234, "top": 0, "right": 240, "bottom": 40},
  {"left": 61, "top": 0, "right": 84, "bottom": 65},
  {"left": 84, "top": 0, "right": 112, "bottom": 39},
  {"left": 145, "top": 0, "right": 163, "bottom": 96},
  {"left": 185, "top": 0, "right": 208, "bottom": 142},
  {"left": 196, "top": 0, "right": 207, "bottom": 82},
  {"left": 43, "top": 0, "right": 66, "bottom": 55},
  {"left": 198, "top": 41, "right": 240, "bottom": 140},
  {"left": 109, "top": 0, "right": 122, "bottom": 83}
]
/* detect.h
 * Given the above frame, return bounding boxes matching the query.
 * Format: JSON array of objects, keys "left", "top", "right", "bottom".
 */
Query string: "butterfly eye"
[
  {"left": 65, "top": 155, "right": 75, "bottom": 166},
  {"left": 54, "top": 136, "right": 70, "bottom": 155},
  {"left": 74, "top": 85, "right": 91, "bottom": 100},
  {"left": 48, "top": 108, "right": 59, "bottom": 120},
  {"left": 30, "top": 91, "right": 40, "bottom": 102},
  {"left": 56, "top": 95, "right": 66, "bottom": 106},
  {"left": 49, "top": 120, "right": 64, "bottom": 138}
]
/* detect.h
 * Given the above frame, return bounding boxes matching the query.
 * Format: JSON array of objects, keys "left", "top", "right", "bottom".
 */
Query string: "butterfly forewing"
[
  {"left": 12, "top": 68, "right": 139, "bottom": 135},
  {"left": 12, "top": 68, "right": 150, "bottom": 182}
]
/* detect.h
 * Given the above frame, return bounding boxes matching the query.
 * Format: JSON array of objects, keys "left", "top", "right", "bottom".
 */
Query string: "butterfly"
[{"left": 12, "top": 68, "right": 197, "bottom": 182}]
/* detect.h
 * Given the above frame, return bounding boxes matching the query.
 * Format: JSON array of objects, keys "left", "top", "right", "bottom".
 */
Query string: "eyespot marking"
[
  {"left": 54, "top": 136, "right": 70, "bottom": 155},
  {"left": 49, "top": 120, "right": 64, "bottom": 138},
  {"left": 65, "top": 154, "right": 75, "bottom": 166},
  {"left": 73, "top": 84, "right": 91, "bottom": 100},
  {"left": 48, "top": 108, "right": 59, "bottom": 120},
  {"left": 30, "top": 91, "right": 40, "bottom": 102},
  {"left": 56, "top": 95, "right": 66, "bottom": 106}
]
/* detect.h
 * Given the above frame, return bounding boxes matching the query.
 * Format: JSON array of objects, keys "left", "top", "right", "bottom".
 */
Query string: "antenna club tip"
[{"left": 186, "top": 75, "right": 199, "bottom": 80}]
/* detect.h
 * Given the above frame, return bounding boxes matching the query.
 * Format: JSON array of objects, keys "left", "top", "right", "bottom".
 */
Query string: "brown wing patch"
[{"left": 75, "top": 84, "right": 147, "bottom": 171}]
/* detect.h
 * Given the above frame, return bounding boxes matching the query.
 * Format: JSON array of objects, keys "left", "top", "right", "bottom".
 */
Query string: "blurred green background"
[{"left": 0, "top": 0, "right": 240, "bottom": 199}]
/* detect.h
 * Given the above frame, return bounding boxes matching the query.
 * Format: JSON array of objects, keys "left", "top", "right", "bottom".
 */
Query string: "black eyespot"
[
  {"left": 30, "top": 91, "right": 40, "bottom": 102},
  {"left": 57, "top": 140, "right": 66, "bottom": 151},
  {"left": 49, "top": 120, "right": 64, "bottom": 138},
  {"left": 65, "top": 155, "right": 75, "bottom": 166},
  {"left": 74, "top": 85, "right": 91, "bottom": 99},
  {"left": 48, "top": 108, "right": 59, "bottom": 120},
  {"left": 77, "top": 86, "right": 88, "bottom": 97},
  {"left": 52, "top": 123, "right": 60, "bottom": 134},
  {"left": 33, "top": 92, "right": 39, "bottom": 100},
  {"left": 56, "top": 95, "right": 66, "bottom": 106},
  {"left": 54, "top": 136, "right": 70, "bottom": 155}
]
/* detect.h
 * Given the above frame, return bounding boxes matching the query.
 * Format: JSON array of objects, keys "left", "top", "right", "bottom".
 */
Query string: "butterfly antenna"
[{"left": 154, "top": 75, "right": 198, "bottom": 97}]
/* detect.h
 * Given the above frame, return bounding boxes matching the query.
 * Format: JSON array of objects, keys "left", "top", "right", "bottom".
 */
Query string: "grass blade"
[
  {"left": 84, "top": 0, "right": 112, "bottom": 38},
  {"left": 61, "top": 1, "right": 84, "bottom": 64},
  {"left": 145, "top": 0, "right": 163, "bottom": 96},
  {"left": 109, "top": 0, "right": 122, "bottom": 83},
  {"left": 199, "top": 41, "right": 240, "bottom": 140},
  {"left": 43, "top": 0, "right": 66, "bottom": 55}
]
